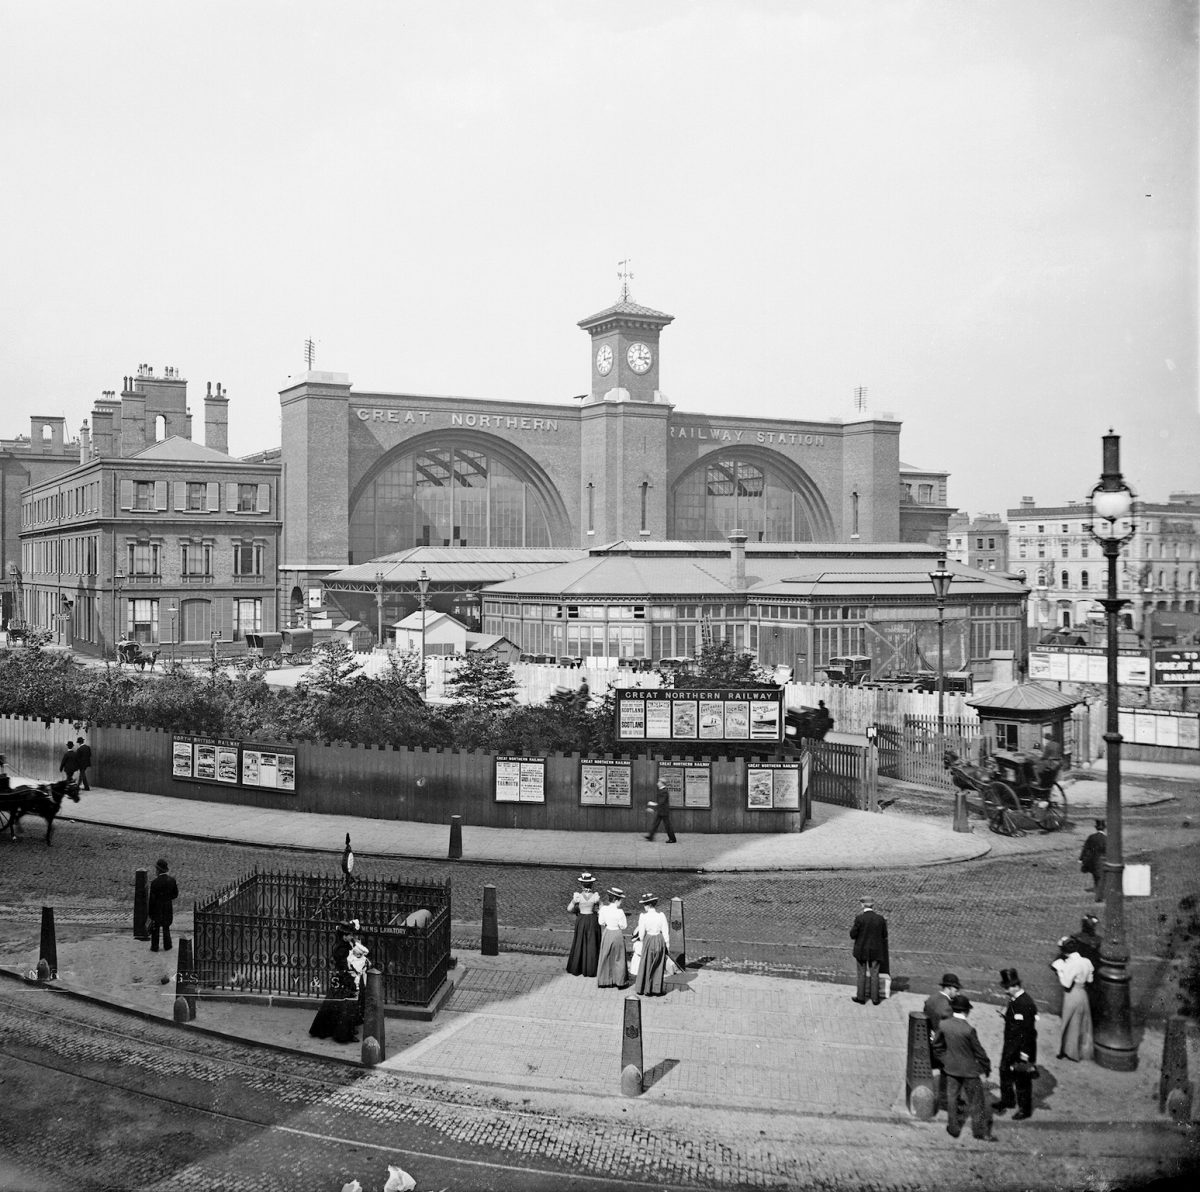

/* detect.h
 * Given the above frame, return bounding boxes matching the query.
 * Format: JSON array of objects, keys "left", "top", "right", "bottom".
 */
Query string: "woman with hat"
[
  {"left": 1051, "top": 936, "right": 1094, "bottom": 1061},
  {"left": 566, "top": 872, "right": 602, "bottom": 977},
  {"left": 633, "top": 893, "right": 671, "bottom": 996},
  {"left": 309, "top": 919, "right": 362, "bottom": 1043},
  {"left": 596, "top": 888, "right": 630, "bottom": 988}
]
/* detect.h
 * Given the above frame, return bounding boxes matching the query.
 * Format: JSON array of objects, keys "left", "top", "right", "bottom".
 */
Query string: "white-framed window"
[
  {"left": 134, "top": 481, "right": 154, "bottom": 511},
  {"left": 233, "top": 598, "right": 262, "bottom": 640},
  {"left": 181, "top": 542, "right": 213, "bottom": 576},
  {"left": 127, "top": 542, "right": 161, "bottom": 576},
  {"left": 127, "top": 598, "right": 159, "bottom": 644},
  {"left": 187, "top": 482, "right": 206, "bottom": 511},
  {"left": 238, "top": 484, "right": 258, "bottom": 513}
]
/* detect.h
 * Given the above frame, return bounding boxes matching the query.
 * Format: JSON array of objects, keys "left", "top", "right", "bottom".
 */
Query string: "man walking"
[
  {"left": 1079, "top": 819, "right": 1107, "bottom": 901},
  {"left": 148, "top": 858, "right": 179, "bottom": 952},
  {"left": 59, "top": 740, "right": 78, "bottom": 783},
  {"left": 924, "top": 972, "right": 962, "bottom": 1110},
  {"left": 994, "top": 967, "right": 1038, "bottom": 1120},
  {"left": 645, "top": 775, "right": 677, "bottom": 844},
  {"left": 850, "top": 896, "right": 888, "bottom": 1005},
  {"left": 74, "top": 735, "right": 92, "bottom": 790},
  {"left": 932, "top": 994, "right": 996, "bottom": 1142}
]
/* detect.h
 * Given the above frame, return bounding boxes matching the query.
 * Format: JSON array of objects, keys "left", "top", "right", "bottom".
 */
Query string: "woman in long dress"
[
  {"left": 634, "top": 893, "right": 671, "bottom": 996},
  {"left": 1051, "top": 936, "right": 1094, "bottom": 1060},
  {"left": 565, "top": 872, "right": 602, "bottom": 976},
  {"left": 309, "top": 920, "right": 360, "bottom": 1043},
  {"left": 596, "top": 887, "right": 629, "bottom": 988}
]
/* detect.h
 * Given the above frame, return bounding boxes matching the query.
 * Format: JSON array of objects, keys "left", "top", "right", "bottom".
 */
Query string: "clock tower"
[
  {"left": 577, "top": 296, "right": 674, "bottom": 405},
  {"left": 576, "top": 293, "right": 674, "bottom": 543}
]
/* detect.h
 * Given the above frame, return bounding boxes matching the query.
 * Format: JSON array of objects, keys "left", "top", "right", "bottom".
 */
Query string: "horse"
[{"left": 2, "top": 779, "right": 81, "bottom": 845}]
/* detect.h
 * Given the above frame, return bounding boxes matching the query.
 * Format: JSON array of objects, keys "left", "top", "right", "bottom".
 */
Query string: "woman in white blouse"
[
  {"left": 634, "top": 893, "right": 671, "bottom": 996},
  {"left": 1051, "top": 936, "right": 1094, "bottom": 1060},
  {"left": 565, "top": 871, "right": 602, "bottom": 976},
  {"left": 596, "top": 888, "right": 630, "bottom": 987}
]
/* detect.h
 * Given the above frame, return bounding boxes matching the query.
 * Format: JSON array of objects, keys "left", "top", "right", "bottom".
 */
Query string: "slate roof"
[
  {"left": 129, "top": 436, "right": 243, "bottom": 463},
  {"left": 577, "top": 298, "right": 675, "bottom": 328},
  {"left": 966, "top": 683, "right": 1081, "bottom": 712},
  {"left": 326, "top": 548, "right": 588, "bottom": 587}
]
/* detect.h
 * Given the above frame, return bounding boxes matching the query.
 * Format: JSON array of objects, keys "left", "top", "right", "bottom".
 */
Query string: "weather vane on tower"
[
  {"left": 304, "top": 338, "right": 316, "bottom": 370},
  {"left": 617, "top": 258, "right": 634, "bottom": 301}
]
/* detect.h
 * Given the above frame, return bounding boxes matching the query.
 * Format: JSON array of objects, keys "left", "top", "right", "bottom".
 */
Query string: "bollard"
[
  {"left": 620, "top": 996, "right": 643, "bottom": 1097},
  {"left": 953, "top": 790, "right": 970, "bottom": 833},
  {"left": 361, "top": 969, "right": 386, "bottom": 1066},
  {"left": 669, "top": 896, "right": 686, "bottom": 971},
  {"left": 905, "top": 1010, "right": 937, "bottom": 1119},
  {"left": 39, "top": 906, "right": 58, "bottom": 980},
  {"left": 176, "top": 938, "right": 198, "bottom": 1020},
  {"left": 448, "top": 815, "right": 463, "bottom": 860},
  {"left": 36, "top": 958, "right": 51, "bottom": 982},
  {"left": 133, "top": 868, "right": 150, "bottom": 940},
  {"left": 1159, "top": 1016, "right": 1190, "bottom": 1119},
  {"left": 173, "top": 996, "right": 191, "bottom": 1023},
  {"left": 481, "top": 884, "right": 499, "bottom": 956}
]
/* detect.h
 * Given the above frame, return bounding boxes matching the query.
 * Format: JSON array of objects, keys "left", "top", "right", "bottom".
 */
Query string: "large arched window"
[
  {"left": 669, "top": 450, "right": 834, "bottom": 541},
  {"left": 350, "top": 438, "right": 567, "bottom": 561}
]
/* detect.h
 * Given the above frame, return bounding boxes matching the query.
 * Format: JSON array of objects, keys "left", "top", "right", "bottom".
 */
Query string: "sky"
[{"left": 1, "top": 0, "right": 1196, "bottom": 516}]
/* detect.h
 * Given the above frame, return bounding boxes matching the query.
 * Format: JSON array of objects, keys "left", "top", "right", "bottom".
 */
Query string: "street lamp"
[
  {"left": 168, "top": 601, "right": 178, "bottom": 671},
  {"left": 1084, "top": 430, "right": 1138, "bottom": 1072},
  {"left": 374, "top": 570, "right": 385, "bottom": 647},
  {"left": 417, "top": 566, "right": 430, "bottom": 700},
  {"left": 928, "top": 558, "right": 954, "bottom": 734},
  {"left": 112, "top": 571, "right": 126, "bottom": 658}
]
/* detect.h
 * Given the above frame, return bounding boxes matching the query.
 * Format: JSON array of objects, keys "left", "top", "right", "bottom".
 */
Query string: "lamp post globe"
[{"left": 1085, "top": 430, "right": 1138, "bottom": 1072}]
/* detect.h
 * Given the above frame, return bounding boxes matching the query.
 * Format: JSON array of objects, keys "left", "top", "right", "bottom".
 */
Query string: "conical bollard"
[
  {"left": 361, "top": 969, "right": 385, "bottom": 1066},
  {"left": 39, "top": 906, "right": 58, "bottom": 981},
  {"left": 905, "top": 1010, "right": 937, "bottom": 1119},
  {"left": 448, "top": 815, "right": 463, "bottom": 860},
  {"left": 481, "top": 884, "right": 499, "bottom": 956},
  {"left": 669, "top": 896, "right": 686, "bottom": 971}
]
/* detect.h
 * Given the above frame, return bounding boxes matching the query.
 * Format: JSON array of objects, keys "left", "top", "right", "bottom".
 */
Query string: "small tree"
[
  {"left": 689, "top": 638, "right": 773, "bottom": 686},
  {"left": 299, "top": 640, "right": 362, "bottom": 698},
  {"left": 444, "top": 651, "right": 518, "bottom": 711}
]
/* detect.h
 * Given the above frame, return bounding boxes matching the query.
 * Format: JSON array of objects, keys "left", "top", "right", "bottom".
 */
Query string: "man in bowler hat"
[
  {"left": 850, "top": 896, "right": 888, "bottom": 1005},
  {"left": 645, "top": 774, "right": 677, "bottom": 843},
  {"left": 924, "top": 973, "right": 962, "bottom": 1110},
  {"left": 994, "top": 967, "right": 1038, "bottom": 1120},
  {"left": 1079, "top": 819, "right": 1108, "bottom": 901},
  {"left": 931, "top": 994, "right": 996, "bottom": 1142},
  {"left": 73, "top": 735, "right": 92, "bottom": 790},
  {"left": 147, "top": 858, "right": 179, "bottom": 952}
]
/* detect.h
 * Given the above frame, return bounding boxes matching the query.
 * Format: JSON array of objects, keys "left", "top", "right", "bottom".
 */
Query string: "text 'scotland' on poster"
[
  {"left": 671, "top": 698, "right": 698, "bottom": 739},
  {"left": 724, "top": 699, "right": 749, "bottom": 740},
  {"left": 619, "top": 698, "right": 646, "bottom": 739},
  {"left": 172, "top": 739, "right": 194, "bottom": 778},
  {"left": 698, "top": 699, "right": 724, "bottom": 739}
]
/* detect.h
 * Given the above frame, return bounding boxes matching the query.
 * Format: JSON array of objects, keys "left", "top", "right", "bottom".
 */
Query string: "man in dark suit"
[
  {"left": 73, "top": 735, "right": 92, "bottom": 790},
  {"left": 645, "top": 775, "right": 677, "bottom": 844},
  {"left": 850, "top": 896, "right": 888, "bottom": 1005},
  {"left": 994, "top": 966, "right": 1038, "bottom": 1120},
  {"left": 59, "top": 741, "right": 78, "bottom": 783},
  {"left": 1079, "top": 819, "right": 1107, "bottom": 901},
  {"left": 932, "top": 994, "right": 996, "bottom": 1142},
  {"left": 924, "top": 972, "right": 962, "bottom": 1110},
  {"left": 147, "top": 858, "right": 179, "bottom": 952}
]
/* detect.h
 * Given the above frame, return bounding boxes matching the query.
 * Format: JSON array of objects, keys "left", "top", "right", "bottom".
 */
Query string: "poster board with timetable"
[
  {"left": 495, "top": 756, "right": 547, "bottom": 803},
  {"left": 746, "top": 761, "right": 804, "bottom": 811},
  {"left": 172, "top": 736, "right": 295, "bottom": 792},
  {"left": 615, "top": 688, "right": 783, "bottom": 743},
  {"left": 579, "top": 759, "right": 633, "bottom": 807}
]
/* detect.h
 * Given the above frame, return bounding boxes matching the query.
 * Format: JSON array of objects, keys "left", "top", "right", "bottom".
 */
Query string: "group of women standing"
[{"left": 565, "top": 871, "right": 672, "bottom": 996}]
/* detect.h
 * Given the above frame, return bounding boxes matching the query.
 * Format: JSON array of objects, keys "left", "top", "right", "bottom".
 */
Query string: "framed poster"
[
  {"left": 242, "top": 745, "right": 296, "bottom": 791},
  {"left": 172, "top": 736, "right": 268, "bottom": 788},
  {"left": 172, "top": 739, "right": 195, "bottom": 778},
  {"left": 615, "top": 688, "right": 784, "bottom": 743},
  {"left": 659, "top": 763, "right": 712, "bottom": 809},
  {"left": 580, "top": 760, "right": 633, "bottom": 807},
  {"left": 746, "top": 762, "right": 804, "bottom": 811},
  {"left": 495, "top": 756, "right": 546, "bottom": 803}
]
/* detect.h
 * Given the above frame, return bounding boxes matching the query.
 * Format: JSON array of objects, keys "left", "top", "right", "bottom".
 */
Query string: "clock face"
[
  {"left": 595, "top": 344, "right": 613, "bottom": 376},
  {"left": 626, "top": 342, "right": 653, "bottom": 374}
]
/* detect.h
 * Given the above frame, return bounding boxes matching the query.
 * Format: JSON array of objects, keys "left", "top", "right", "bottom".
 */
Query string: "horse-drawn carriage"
[
  {"left": 117, "top": 638, "right": 160, "bottom": 670},
  {"left": 246, "top": 629, "right": 315, "bottom": 669},
  {"left": 944, "top": 746, "right": 1068, "bottom": 835},
  {"left": 0, "top": 761, "right": 81, "bottom": 845}
]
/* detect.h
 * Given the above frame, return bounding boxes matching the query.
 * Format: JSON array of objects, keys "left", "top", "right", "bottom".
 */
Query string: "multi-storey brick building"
[
  {"left": 946, "top": 512, "right": 1008, "bottom": 573},
  {"left": 17, "top": 366, "right": 280, "bottom": 657},
  {"left": 1007, "top": 493, "right": 1200, "bottom": 639}
]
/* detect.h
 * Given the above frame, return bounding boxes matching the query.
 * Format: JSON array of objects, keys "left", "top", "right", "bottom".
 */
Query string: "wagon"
[
  {"left": 245, "top": 631, "right": 284, "bottom": 669},
  {"left": 281, "top": 628, "right": 315, "bottom": 665},
  {"left": 944, "top": 747, "right": 1068, "bottom": 836},
  {"left": 116, "top": 639, "right": 161, "bottom": 670}
]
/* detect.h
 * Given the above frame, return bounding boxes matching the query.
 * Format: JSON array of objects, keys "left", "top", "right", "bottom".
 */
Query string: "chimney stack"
[
  {"left": 204, "top": 380, "right": 229, "bottom": 453},
  {"left": 79, "top": 419, "right": 91, "bottom": 464},
  {"left": 729, "top": 529, "right": 748, "bottom": 591}
]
